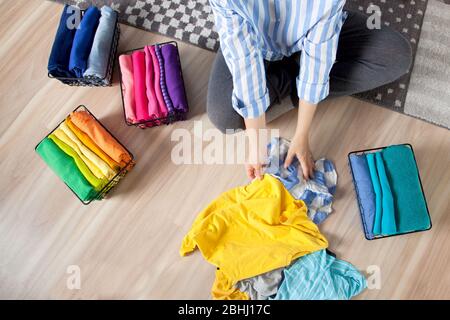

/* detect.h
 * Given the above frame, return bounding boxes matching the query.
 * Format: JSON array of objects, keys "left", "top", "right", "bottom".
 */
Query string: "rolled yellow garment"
[
  {"left": 48, "top": 133, "right": 108, "bottom": 192},
  {"left": 53, "top": 128, "right": 106, "bottom": 180},
  {"left": 65, "top": 118, "right": 121, "bottom": 171},
  {"left": 59, "top": 122, "right": 116, "bottom": 180}
]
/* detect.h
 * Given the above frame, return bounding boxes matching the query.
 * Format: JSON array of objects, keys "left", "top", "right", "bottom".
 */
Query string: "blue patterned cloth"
[
  {"left": 155, "top": 45, "right": 174, "bottom": 114},
  {"left": 265, "top": 138, "right": 337, "bottom": 224}
]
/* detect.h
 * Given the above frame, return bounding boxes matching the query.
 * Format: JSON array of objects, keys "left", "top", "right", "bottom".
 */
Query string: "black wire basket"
[
  {"left": 35, "top": 105, "right": 135, "bottom": 205},
  {"left": 118, "top": 41, "right": 189, "bottom": 129},
  {"left": 48, "top": 10, "right": 120, "bottom": 87},
  {"left": 348, "top": 144, "right": 432, "bottom": 240}
]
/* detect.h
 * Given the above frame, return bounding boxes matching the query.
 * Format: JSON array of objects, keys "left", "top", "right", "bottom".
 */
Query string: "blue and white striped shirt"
[{"left": 210, "top": 0, "right": 347, "bottom": 119}]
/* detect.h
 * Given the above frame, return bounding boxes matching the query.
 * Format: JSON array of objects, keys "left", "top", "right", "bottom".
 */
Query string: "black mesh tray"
[
  {"left": 48, "top": 10, "right": 120, "bottom": 87},
  {"left": 118, "top": 41, "right": 189, "bottom": 129},
  {"left": 35, "top": 105, "right": 135, "bottom": 205}
]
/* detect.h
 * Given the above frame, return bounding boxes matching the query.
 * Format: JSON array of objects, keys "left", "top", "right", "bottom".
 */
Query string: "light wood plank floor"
[{"left": 0, "top": 0, "right": 449, "bottom": 300}]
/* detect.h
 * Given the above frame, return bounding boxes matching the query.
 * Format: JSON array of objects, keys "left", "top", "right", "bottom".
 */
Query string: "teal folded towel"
[
  {"left": 366, "top": 153, "right": 383, "bottom": 236},
  {"left": 376, "top": 153, "right": 397, "bottom": 235},
  {"left": 382, "top": 145, "right": 431, "bottom": 233}
]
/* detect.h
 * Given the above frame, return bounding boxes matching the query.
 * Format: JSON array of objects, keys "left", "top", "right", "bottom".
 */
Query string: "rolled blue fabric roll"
[
  {"left": 48, "top": 5, "right": 77, "bottom": 78},
  {"left": 349, "top": 154, "right": 376, "bottom": 239},
  {"left": 83, "top": 6, "right": 117, "bottom": 82},
  {"left": 69, "top": 6, "right": 101, "bottom": 78}
]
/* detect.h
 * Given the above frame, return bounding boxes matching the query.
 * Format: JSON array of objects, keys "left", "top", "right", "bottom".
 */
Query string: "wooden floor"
[{"left": 0, "top": 0, "right": 449, "bottom": 300}]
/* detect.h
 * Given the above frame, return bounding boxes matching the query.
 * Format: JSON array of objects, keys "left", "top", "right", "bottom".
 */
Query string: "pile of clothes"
[
  {"left": 36, "top": 109, "right": 134, "bottom": 203},
  {"left": 48, "top": 5, "right": 117, "bottom": 84},
  {"left": 119, "top": 43, "right": 188, "bottom": 126},
  {"left": 349, "top": 145, "right": 431, "bottom": 239},
  {"left": 181, "top": 138, "right": 367, "bottom": 300}
]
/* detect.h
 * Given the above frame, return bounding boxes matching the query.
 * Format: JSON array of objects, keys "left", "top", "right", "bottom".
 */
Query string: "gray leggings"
[{"left": 207, "top": 11, "right": 412, "bottom": 133}]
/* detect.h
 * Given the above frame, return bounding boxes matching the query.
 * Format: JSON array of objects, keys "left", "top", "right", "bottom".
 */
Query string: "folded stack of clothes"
[
  {"left": 119, "top": 43, "right": 189, "bottom": 127},
  {"left": 180, "top": 138, "right": 367, "bottom": 300},
  {"left": 349, "top": 145, "right": 431, "bottom": 239},
  {"left": 48, "top": 5, "right": 118, "bottom": 84},
  {"left": 36, "top": 108, "right": 134, "bottom": 203}
]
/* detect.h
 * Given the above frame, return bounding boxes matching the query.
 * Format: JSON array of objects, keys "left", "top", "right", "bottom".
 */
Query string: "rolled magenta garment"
[
  {"left": 119, "top": 54, "right": 137, "bottom": 123},
  {"left": 144, "top": 46, "right": 161, "bottom": 122},
  {"left": 132, "top": 50, "right": 149, "bottom": 121},
  {"left": 147, "top": 46, "right": 169, "bottom": 119},
  {"left": 161, "top": 43, "right": 188, "bottom": 113},
  {"left": 70, "top": 110, "right": 132, "bottom": 168}
]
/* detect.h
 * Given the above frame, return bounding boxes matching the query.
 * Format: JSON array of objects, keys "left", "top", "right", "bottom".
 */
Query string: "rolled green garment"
[
  {"left": 375, "top": 153, "right": 397, "bottom": 235},
  {"left": 382, "top": 145, "right": 431, "bottom": 234},
  {"left": 36, "top": 138, "right": 98, "bottom": 202},
  {"left": 48, "top": 134, "right": 108, "bottom": 192},
  {"left": 366, "top": 153, "right": 383, "bottom": 236}
]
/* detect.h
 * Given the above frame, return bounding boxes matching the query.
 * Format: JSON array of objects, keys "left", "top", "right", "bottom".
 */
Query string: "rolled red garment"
[{"left": 131, "top": 50, "right": 149, "bottom": 121}]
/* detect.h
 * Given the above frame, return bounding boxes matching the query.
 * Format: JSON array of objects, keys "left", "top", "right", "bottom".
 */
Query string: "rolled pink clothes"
[
  {"left": 131, "top": 50, "right": 149, "bottom": 122},
  {"left": 147, "top": 46, "right": 169, "bottom": 119},
  {"left": 144, "top": 46, "right": 161, "bottom": 123},
  {"left": 119, "top": 54, "right": 137, "bottom": 123}
]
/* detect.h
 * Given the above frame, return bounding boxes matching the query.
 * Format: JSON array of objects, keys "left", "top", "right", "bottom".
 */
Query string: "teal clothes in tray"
[{"left": 382, "top": 145, "right": 431, "bottom": 233}]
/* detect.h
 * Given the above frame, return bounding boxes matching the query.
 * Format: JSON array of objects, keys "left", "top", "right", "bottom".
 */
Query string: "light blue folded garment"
[
  {"left": 83, "top": 6, "right": 117, "bottom": 83},
  {"left": 349, "top": 154, "right": 376, "bottom": 239},
  {"left": 273, "top": 250, "right": 367, "bottom": 300}
]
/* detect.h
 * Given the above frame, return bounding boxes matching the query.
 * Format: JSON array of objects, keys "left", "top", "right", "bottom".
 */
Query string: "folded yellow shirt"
[
  {"left": 66, "top": 118, "right": 121, "bottom": 171},
  {"left": 180, "top": 175, "right": 328, "bottom": 300},
  {"left": 48, "top": 134, "right": 108, "bottom": 192},
  {"left": 53, "top": 128, "right": 106, "bottom": 180},
  {"left": 58, "top": 122, "right": 116, "bottom": 180}
]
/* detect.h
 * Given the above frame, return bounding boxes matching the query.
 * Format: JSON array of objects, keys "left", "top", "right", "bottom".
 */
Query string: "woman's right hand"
[{"left": 244, "top": 114, "right": 268, "bottom": 180}]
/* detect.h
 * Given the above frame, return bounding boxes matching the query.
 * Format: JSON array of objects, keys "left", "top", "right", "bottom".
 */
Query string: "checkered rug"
[{"left": 50, "top": 0, "right": 430, "bottom": 121}]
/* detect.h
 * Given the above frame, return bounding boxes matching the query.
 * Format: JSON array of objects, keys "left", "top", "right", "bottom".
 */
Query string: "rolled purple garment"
[{"left": 160, "top": 44, "right": 188, "bottom": 113}]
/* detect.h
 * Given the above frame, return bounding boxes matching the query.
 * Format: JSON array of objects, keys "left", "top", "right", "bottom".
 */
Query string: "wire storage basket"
[
  {"left": 118, "top": 41, "right": 189, "bottom": 129},
  {"left": 35, "top": 105, "right": 135, "bottom": 205},
  {"left": 48, "top": 10, "right": 120, "bottom": 87}
]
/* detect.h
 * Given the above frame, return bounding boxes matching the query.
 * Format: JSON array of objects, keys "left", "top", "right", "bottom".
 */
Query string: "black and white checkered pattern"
[{"left": 58, "top": 0, "right": 220, "bottom": 51}]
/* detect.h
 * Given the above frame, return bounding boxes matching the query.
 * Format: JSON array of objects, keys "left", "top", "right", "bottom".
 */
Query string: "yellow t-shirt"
[{"left": 180, "top": 175, "right": 328, "bottom": 299}]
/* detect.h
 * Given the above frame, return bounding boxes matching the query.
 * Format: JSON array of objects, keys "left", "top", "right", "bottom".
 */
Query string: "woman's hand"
[
  {"left": 284, "top": 133, "right": 315, "bottom": 180},
  {"left": 285, "top": 99, "right": 318, "bottom": 180}
]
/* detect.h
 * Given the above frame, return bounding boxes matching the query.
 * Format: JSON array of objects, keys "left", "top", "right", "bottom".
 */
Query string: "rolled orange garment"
[{"left": 70, "top": 110, "right": 132, "bottom": 168}]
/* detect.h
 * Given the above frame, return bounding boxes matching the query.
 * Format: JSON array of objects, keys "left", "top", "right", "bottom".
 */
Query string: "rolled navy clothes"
[
  {"left": 84, "top": 6, "right": 117, "bottom": 82},
  {"left": 69, "top": 6, "right": 101, "bottom": 78},
  {"left": 161, "top": 44, "right": 188, "bottom": 113},
  {"left": 132, "top": 50, "right": 150, "bottom": 122},
  {"left": 48, "top": 5, "right": 77, "bottom": 78},
  {"left": 349, "top": 154, "right": 376, "bottom": 239}
]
